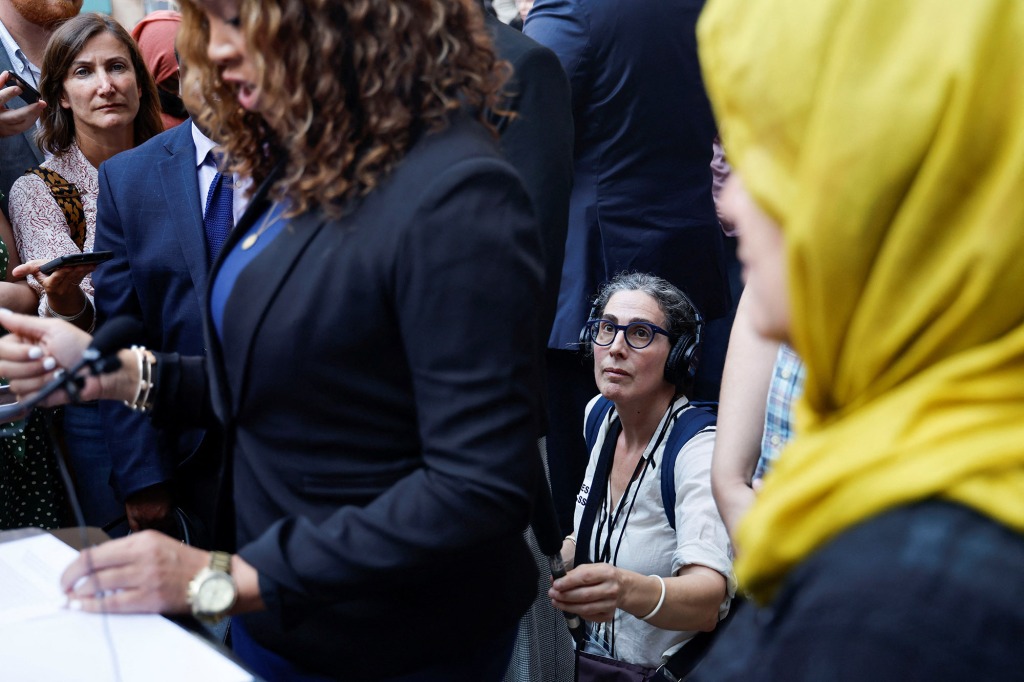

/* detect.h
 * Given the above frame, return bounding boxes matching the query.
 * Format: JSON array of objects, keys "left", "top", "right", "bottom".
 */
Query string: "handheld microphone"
[
  {"left": 0, "top": 317, "right": 144, "bottom": 422},
  {"left": 530, "top": 470, "right": 587, "bottom": 646}
]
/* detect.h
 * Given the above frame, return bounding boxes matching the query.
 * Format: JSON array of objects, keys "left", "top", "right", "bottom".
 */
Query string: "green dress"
[{"left": 0, "top": 240, "right": 68, "bottom": 529}]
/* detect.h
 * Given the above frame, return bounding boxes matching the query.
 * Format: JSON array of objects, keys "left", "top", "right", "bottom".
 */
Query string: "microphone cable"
[
  {"left": 12, "top": 316, "right": 144, "bottom": 681},
  {"left": 43, "top": 409, "right": 123, "bottom": 682}
]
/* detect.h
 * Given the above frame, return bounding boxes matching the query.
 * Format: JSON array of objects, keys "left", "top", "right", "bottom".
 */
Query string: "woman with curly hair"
[{"left": 0, "top": 0, "right": 544, "bottom": 680}]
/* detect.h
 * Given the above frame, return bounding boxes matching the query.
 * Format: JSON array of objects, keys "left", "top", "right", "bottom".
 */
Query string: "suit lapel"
[
  {"left": 202, "top": 170, "right": 271, "bottom": 423},
  {"left": 159, "top": 123, "right": 209, "bottom": 297},
  {"left": 203, "top": 165, "right": 329, "bottom": 417},
  {"left": 222, "top": 209, "right": 328, "bottom": 414}
]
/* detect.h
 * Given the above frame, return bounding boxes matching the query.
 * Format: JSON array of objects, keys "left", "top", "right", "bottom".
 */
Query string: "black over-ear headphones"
[
  {"left": 662, "top": 289, "right": 704, "bottom": 389},
  {"left": 578, "top": 303, "right": 599, "bottom": 353},
  {"left": 579, "top": 290, "right": 705, "bottom": 389}
]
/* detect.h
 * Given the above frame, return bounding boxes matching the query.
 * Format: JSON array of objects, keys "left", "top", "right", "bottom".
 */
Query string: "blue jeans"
[
  {"left": 63, "top": 403, "right": 123, "bottom": 530},
  {"left": 693, "top": 501, "right": 1024, "bottom": 681}
]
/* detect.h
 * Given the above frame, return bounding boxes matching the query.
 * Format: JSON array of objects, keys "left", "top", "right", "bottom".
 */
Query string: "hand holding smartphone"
[
  {"left": 38, "top": 251, "right": 114, "bottom": 276},
  {"left": 1, "top": 71, "right": 44, "bottom": 139},
  {"left": 3, "top": 71, "right": 40, "bottom": 105}
]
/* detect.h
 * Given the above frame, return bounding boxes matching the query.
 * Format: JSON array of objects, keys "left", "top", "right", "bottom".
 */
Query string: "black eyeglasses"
[{"left": 586, "top": 319, "right": 671, "bottom": 350}]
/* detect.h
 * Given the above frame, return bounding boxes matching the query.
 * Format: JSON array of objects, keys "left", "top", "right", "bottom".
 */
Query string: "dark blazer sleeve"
[
  {"left": 493, "top": 24, "right": 574, "bottom": 339},
  {"left": 93, "top": 163, "right": 172, "bottom": 501},
  {"left": 237, "top": 156, "right": 545, "bottom": 617},
  {"left": 149, "top": 352, "right": 215, "bottom": 429},
  {"left": 524, "top": 0, "right": 592, "bottom": 120}
]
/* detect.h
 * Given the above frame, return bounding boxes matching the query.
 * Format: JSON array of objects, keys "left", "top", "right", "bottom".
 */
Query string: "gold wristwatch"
[{"left": 187, "top": 551, "right": 237, "bottom": 624}]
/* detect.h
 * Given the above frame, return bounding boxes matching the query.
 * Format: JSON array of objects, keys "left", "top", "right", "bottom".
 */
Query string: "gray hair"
[{"left": 591, "top": 271, "right": 701, "bottom": 342}]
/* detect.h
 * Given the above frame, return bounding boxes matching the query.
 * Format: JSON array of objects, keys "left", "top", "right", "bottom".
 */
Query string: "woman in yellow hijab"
[{"left": 694, "top": 0, "right": 1024, "bottom": 678}]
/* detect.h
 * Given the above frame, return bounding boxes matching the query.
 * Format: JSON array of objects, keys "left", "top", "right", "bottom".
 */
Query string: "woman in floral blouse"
[{"left": 7, "top": 13, "right": 161, "bottom": 529}]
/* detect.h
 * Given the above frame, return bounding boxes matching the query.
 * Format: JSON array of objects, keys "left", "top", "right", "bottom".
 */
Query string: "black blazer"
[
  {"left": 158, "top": 114, "right": 544, "bottom": 678},
  {"left": 488, "top": 13, "right": 574, "bottom": 341}
]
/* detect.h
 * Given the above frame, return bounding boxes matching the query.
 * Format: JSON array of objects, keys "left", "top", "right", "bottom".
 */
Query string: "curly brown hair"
[
  {"left": 178, "top": 0, "right": 508, "bottom": 217},
  {"left": 36, "top": 13, "right": 162, "bottom": 156}
]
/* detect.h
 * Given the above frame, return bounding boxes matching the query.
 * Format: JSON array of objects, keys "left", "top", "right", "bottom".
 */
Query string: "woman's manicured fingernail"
[
  {"left": 28, "top": 346, "right": 43, "bottom": 359},
  {"left": 67, "top": 599, "right": 82, "bottom": 611},
  {"left": 42, "top": 357, "right": 57, "bottom": 371}
]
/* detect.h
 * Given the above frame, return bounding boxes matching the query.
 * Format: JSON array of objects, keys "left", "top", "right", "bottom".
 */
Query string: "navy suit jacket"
[
  {"left": 153, "top": 113, "right": 543, "bottom": 677},
  {"left": 93, "top": 121, "right": 212, "bottom": 502},
  {"left": 487, "top": 14, "right": 573, "bottom": 342},
  {"left": 0, "top": 44, "right": 44, "bottom": 218},
  {"left": 526, "top": 0, "right": 731, "bottom": 348}
]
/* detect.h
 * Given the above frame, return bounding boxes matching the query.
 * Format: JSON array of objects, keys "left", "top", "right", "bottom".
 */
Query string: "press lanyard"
[
  {"left": 586, "top": 402, "right": 684, "bottom": 657},
  {"left": 592, "top": 405, "right": 679, "bottom": 566}
]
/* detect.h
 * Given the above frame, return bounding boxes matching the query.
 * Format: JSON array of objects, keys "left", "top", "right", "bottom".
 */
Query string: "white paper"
[
  {"left": 0, "top": 532, "right": 74, "bottom": 626},
  {"left": 0, "top": 534, "right": 253, "bottom": 682}
]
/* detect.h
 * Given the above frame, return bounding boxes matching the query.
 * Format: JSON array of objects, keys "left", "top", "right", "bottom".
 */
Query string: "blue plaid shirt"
[{"left": 755, "top": 344, "right": 805, "bottom": 479}]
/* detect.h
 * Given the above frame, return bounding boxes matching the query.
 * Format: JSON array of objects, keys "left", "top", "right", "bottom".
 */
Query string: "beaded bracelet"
[{"left": 123, "top": 345, "right": 155, "bottom": 412}]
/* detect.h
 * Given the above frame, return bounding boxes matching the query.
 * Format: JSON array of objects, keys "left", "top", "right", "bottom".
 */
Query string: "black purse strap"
[
  {"left": 654, "top": 597, "right": 743, "bottom": 681},
  {"left": 573, "top": 416, "right": 622, "bottom": 569}
]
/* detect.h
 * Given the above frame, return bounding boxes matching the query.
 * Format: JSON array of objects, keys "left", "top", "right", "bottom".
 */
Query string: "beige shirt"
[{"left": 574, "top": 394, "right": 736, "bottom": 668}]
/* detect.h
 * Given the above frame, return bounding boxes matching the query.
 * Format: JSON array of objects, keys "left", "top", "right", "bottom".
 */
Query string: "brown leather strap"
[{"left": 26, "top": 167, "right": 87, "bottom": 251}]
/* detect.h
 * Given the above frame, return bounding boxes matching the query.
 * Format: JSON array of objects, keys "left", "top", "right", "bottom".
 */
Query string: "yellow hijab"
[{"left": 699, "top": 0, "right": 1024, "bottom": 602}]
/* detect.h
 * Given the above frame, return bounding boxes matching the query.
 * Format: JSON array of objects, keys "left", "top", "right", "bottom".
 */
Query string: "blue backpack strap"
[
  {"left": 687, "top": 400, "right": 719, "bottom": 415},
  {"left": 661, "top": 404, "right": 717, "bottom": 529},
  {"left": 583, "top": 396, "right": 615, "bottom": 454}
]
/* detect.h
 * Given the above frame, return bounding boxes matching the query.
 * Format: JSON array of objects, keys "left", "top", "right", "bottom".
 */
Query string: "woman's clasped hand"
[{"left": 0, "top": 308, "right": 104, "bottom": 405}]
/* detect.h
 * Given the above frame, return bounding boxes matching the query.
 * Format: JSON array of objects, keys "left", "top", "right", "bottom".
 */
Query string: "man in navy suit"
[
  {"left": 93, "top": 118, "right": 242, "bottom": 545},
  {"left": 525, "top": 0, "right": 731, "bottom": 531}
]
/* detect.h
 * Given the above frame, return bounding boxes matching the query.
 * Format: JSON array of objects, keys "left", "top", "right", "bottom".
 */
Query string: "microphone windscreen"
[{"left": 90, "top": 317, "right": 144, "bottom": 357}]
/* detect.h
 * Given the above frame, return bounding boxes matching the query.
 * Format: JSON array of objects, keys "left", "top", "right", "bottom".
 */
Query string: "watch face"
[{"left": 198, "top": 573, "right": 236, "bottom": 613}]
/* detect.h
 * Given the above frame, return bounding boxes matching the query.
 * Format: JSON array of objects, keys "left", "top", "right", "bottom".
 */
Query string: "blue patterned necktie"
[{"left": 203, "top": 164, "right": 234, "bottom": 264}]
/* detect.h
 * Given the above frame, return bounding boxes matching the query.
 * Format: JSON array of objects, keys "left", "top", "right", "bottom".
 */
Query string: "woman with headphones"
[{"left": 551, "top": 271, "right": 735, "bottom": 675}]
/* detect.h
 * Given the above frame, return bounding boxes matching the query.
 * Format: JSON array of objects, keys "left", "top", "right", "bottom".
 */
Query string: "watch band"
[
  {"left": 209, "top": 550, "right": 232, "bottom": 574},
  {"left": 188, "top": 551, "right": 237, "bottom": 624}
]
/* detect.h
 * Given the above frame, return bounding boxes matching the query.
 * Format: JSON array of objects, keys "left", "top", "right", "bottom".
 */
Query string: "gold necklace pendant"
[{"left": 240, "top": 208, "right": 281, "bottom": 250}]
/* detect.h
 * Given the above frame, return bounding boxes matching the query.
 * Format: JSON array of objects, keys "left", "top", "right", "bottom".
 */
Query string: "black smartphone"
[
  {"left": 4, "top": 71, "right": 40, "bottom": 105},
  {"left": 39, "top": 251, "right": 114, "bottom": 276}
]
